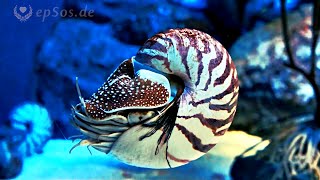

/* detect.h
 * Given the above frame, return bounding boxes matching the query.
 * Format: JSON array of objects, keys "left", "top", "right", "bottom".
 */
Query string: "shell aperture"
[{"left": 71, "top": 28, "right": 239, "bottom": 169}]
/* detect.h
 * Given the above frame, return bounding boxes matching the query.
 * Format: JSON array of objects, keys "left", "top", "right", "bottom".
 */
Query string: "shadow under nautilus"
[{"left": 70, "top": 28, "right": 239, "bottom": 169}]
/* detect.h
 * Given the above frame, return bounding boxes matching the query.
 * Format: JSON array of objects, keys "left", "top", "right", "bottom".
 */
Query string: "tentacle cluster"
[{"left": 71, "top": 58, "right": 171, "bottom": 154}]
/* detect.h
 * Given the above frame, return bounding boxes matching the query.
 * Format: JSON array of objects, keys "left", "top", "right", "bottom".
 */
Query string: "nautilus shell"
[
  {"left": 9, "top": 103, "right": 52, "bottom": 157},
  {"left": 71, "top": 28, "right": 239, "bottom": 169}
]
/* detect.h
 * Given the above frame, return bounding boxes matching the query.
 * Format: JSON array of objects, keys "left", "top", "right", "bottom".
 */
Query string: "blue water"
[{"left": 0, "top": 0, "right": 311, "bottom": 179}]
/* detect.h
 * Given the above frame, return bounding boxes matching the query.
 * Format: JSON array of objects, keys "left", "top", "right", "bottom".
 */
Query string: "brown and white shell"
[{"left": 71, "top": 28, "right": 239, "bottom": 169}]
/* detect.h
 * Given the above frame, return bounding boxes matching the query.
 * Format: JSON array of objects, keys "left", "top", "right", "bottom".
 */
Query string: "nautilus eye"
[{"left": 71, "top": 28, "right": 239, "bottom": 169}]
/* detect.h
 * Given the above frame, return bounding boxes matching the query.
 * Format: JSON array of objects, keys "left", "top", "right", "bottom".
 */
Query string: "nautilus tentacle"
[{"left": 71, "top": 28, "right": 239, "bottom": 169}]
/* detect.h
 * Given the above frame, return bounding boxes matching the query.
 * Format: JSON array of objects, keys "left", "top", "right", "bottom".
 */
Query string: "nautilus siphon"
[{"left": 71, "top": 28, "right": 239, "bottom": 169}]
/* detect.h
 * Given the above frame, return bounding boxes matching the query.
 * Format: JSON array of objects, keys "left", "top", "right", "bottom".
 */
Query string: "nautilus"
[
  {"left": 9, "top": 103, "right": 52, "bottom": 157},
  {"left": 71, "top": 28, "right": 239, "bottom": 169}
]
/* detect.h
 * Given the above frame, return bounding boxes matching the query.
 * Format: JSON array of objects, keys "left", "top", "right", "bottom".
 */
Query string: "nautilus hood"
[{"left": 84, "top": 58, "right": 172, "bottom": 118}]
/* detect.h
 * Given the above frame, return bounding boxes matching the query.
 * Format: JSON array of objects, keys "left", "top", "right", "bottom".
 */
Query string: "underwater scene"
[{"left": 1, "top": 0, "right": 319, "bottom": 179}]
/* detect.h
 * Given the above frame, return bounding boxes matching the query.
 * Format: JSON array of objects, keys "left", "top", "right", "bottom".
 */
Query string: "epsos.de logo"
[{"left": 13, "top": 5, "right": 33, "bottom": 22}]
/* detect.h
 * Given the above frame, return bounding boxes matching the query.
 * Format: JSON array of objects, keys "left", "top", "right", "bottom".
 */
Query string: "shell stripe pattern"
[
  {"left": 71, "top": 28, "right": 239, "bottom": 169},
  {"left": 135, "top": 29, "right": 239, "bottom": 164}
]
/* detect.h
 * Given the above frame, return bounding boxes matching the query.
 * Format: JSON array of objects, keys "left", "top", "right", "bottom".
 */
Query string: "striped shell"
[
  {"left": 71, "top": 28, "right": 239, "bottom": 169},
  {"left": 9, "top": 103, "right": 52, "bottom": 157}
]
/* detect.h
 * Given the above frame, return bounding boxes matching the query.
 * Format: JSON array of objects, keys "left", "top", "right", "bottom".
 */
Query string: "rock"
[
  {"left": 229, "top": 4, "right": 320, "bottom": 135},
  {"left": 231, "top": 156, "right": 278, "bottom": 180},
  {"left": 36, "top": 19, "right": 139, "bottom": 137},
  {"left": 65, "top": 0, "right": 214, "bottom": 45}
]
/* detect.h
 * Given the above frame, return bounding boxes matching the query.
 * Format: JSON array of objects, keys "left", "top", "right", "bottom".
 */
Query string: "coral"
[
  {"left": 254, "top": 124, "right": 320, "bottom": 179},
  {"left": 277, "top": 128, "right": 319, "bottom": 178},
  {"left": 9, "top": 103, "right": 52, "bottom": 157}
]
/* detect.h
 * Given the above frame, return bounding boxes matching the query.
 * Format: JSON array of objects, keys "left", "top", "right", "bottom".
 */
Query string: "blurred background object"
[{"left": 0, "top": 0, "right": 319, "bottom": 179}]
